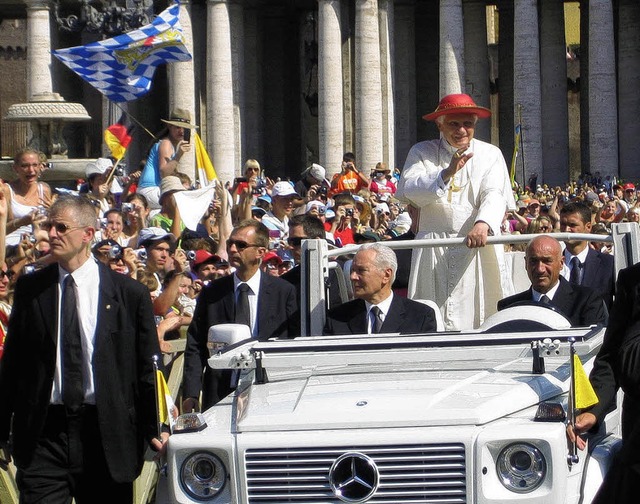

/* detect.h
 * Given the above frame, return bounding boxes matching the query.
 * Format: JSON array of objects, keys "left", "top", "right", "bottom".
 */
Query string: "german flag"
[{"left": 104, "top": 113, "right": 134, "bottom": 160}]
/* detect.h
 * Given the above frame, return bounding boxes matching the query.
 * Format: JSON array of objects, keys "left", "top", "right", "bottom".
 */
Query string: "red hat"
[
  {"left": 192, "top": 250, "right": 222, "bottom": 268},
  {"left": 528, "top": 199, "right": 540, "bottom": 207},
  {"left": 423, "top": 93, "right": 492, "bottom": 121},
  {"left": 262, "top": 251, "right": 282, "bottom": 265},
  {"left": 624, "top": 182, "right": 635, "bottom": 191}
]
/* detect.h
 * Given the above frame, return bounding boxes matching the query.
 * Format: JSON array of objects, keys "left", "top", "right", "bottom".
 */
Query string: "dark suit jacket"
[
  {"left": 589, "top": 263, "right": 640, "bottom": 504},
  {"left": 183, "top": 273, "right": 297, "bottom": 408},
  {"left": 568, "top": 248, "right": 615, "bottom": 310},
  {"left": 497, "top": 276, "right": 606, "bottom": 327},
  {"left": 0, "top": 263, "right": 160, "bottom": 482},
  {"left": 323, "top": 296, "right": 437, "bottom": 335}
]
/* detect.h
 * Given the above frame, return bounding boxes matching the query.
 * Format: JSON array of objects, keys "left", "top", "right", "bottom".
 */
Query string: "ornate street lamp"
[{"left": 53, "top": 0, "right": 153, "bottom": 36}]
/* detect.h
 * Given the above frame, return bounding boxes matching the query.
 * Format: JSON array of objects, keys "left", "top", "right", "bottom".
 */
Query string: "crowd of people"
[{"left": 0, "top": 97, "right": 637, "bottom": 502}]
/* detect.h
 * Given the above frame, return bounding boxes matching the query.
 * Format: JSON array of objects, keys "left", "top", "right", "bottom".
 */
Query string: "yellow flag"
[
  {"left": 194, "top": 132, "right": 217, "bottom": 186},
  {"left": 574, "top": 354, "right": 598, "bottom": 409},
  {"left": 156, "top": 369, "right": 175, "bottom": 428}
]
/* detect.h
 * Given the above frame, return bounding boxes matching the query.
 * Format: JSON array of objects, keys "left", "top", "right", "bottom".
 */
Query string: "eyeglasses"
[
  {"left": 41, "top": 221, "right": 85, "bottom": 234},
  {"left": 287, "top": 237, "right": 307, "bottom": 247},
  {"left": 0, "top": 270, "right": 15, "bottom": 280},
  {"left": 226, "top": 239, "right": 261, "bottom": 251}
]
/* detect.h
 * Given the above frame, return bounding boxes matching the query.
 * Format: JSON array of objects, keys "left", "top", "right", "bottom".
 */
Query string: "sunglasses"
[
  {"left": 0, "top": 270, "right": 15, "bottom": 280},
  {"left": 226, "top": 239, "right": 261, "bottom": 251},
  {"left": 41, "top": 221, "right": 85, "bottom": 234},
  {"left": 287, "top": 237, "right": 307, "bottom": 247}
]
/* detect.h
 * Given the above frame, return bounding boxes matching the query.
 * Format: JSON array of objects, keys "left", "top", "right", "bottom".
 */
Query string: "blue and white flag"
[{"left": 53, "top": 1, "right": 191, "bottom": 102}]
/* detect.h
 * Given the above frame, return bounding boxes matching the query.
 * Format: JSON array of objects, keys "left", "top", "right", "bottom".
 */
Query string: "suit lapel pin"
[{"left": 106, "top": 304, "right": 111, "bottom": 310}]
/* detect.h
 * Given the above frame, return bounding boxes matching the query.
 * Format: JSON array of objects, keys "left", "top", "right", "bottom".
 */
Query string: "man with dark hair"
[
  {"left": 0, "top": 195, "right": 165, "bottom": 502},
  {"left": 498, "top": 235, "right": 606, "bottom": 327},
  {"left": 324, "top": 243, "right": 437, "bottom": 335},
  {"left": 182, "top": 220, "right": 298, "bottom": 411},
  {"left": 559, "top": 201, "right": 614, "bottom": 309},
  {"left": 329, "top": 152, "right": 369, "bottom": 197}
]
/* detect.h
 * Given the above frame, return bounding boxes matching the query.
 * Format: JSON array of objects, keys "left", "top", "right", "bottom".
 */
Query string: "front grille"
[{"left": 245, "top": 444, "right": 466, "bottom": 503}]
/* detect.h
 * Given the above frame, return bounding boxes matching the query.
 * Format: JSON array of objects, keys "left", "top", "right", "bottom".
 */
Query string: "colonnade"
[{"left": 21, "top": 0, "right": 640, "bottom": 185}]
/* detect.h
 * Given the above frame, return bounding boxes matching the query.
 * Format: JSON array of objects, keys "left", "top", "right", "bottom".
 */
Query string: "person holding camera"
[
  {"left": 84, "top": 158, "right": 117, "bottom": 217},
  {"left": 326, "top": 192, "right": 357, "bottom": 246},
  {"left": 329, "top": 152, "right": 369, "bottom": 197},
  {"left": 294, "top": 163, "right": 330, "bottom": 201},
  {"left": 138, "top": 108, "right": 197, "bottom": 210},
  {"left": 369, "top": 162, "right": 397, "bottom": 196}
]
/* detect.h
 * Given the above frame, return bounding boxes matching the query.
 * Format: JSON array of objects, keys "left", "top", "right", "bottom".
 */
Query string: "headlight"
[
  {"left": 180, "top": 451, "right": 227, "bottom": 500},
  {"left": 496, "top": 443, "right": 546, "bottom": 493}
]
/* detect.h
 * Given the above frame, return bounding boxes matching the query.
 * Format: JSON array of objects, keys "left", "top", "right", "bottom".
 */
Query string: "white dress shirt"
[
  {"left": 365, "top": 293, "right": 394, "bottom": 334},
  {"left": 233, "top": 270, "right": 262, "bottom": 338},
  {"left": 51, "top": 257, "right": 100, "bottom": 405}
]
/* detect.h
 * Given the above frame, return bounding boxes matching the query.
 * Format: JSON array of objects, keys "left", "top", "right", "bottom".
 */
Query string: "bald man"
[{"left": 497, "top": 235, "right": 606, "bottom": 327}]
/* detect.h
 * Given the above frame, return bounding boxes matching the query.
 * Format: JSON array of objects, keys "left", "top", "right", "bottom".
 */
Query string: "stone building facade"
[{"left": 0, "top": 0, "right": 639, "bottom": 187}]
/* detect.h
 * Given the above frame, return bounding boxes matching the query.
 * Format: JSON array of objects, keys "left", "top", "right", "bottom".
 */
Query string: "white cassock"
[{"left": 396, "top": 137, "right": 516, "bottom": 331}]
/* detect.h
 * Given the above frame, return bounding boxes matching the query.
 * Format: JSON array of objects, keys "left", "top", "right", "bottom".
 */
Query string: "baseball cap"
[
  {"left": 271, "top": 181, "right": 300, "bottom": 198},
  {"left": 262, "top": 250, "right": 283, "bottom": 264},
  {"left": 85, "top": 158, "right": 113, "bottom": 178},
  {"left": 251, "top": 206, "right": 267, "bottom": 217},
  {"left": 192, "top": 250, "right": 222, "bottom": 268},
  {"left": 138, "top": 227, "right": 176, "bottom": 248},
  {"left": 624, "top": 182, "right": 636, "bottom": 191},
  {"left": 308, "top": 163, "right": 326, "bottom": 182}
]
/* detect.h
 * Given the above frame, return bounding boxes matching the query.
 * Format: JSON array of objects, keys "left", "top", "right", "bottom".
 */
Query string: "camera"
[
  {"left": 318, "top": 186, "right": 328, "bottom": 196},
  {"left": 22, "top": 264, "right": 41, "bottom": 275},
  {"left": 252, "top": 177, "right": 267, "bottom": 195},
  {"left": 121, "top": 202, "right": 134, "bottom": 213},
  {"left": 345, "top": 208, "right": 354, "bottom": 217},
  {"left": 134, "top": 248, "right": 148, "bottom": 261},
  {"left": 100, "top": 218, "right": 108, "bottom": 229},
  {"left": 107, "top": 245, "right": 123, "bottom": 260},
  {"left": 112, "top": 166, "right": 125, "bottom": 177},
  {"left": 36, "top": 206, "right": 47, "bottom": 217},
  {"left": 183, "top": 128, "right": 191, "bottom": 143},
  {"left": 186, "top": 250, "right": 196, "bottom": 261}
]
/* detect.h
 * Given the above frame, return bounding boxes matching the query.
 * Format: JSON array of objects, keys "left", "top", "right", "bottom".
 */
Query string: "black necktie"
[
  {"left": 370, "top": 306, "right": 384, "bottom": 334},
  {"left": 235, "top": 283, "right": 251, "bottom": 328},
  {"left": 570, "top": 256, "right": 582, "bottom": 285},
  {"left": 62, "top": 275, "right": 83, "bottom": 411},
  {"left": 540, "top": 294, "right": 551, "bottom": 305}
]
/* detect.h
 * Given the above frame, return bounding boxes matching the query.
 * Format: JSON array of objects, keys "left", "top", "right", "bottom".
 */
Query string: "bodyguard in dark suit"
[
  {"left": 568, "top": 262, "right": 640, "bottom": 503},
  {"left": 560, "top": 202, "right": 615, "bottom": 309},
  {"left": 183, "top": 220, "right": 297, "bottom": 412},
  {"left": 497, "top": 235, "right": 606, "bottom": 327},
  {"left": 324, "top": 243, "right": 437, "bottom": 335},
  {"left": 0, "top": 195, "right": 164, "bottom": 503}
]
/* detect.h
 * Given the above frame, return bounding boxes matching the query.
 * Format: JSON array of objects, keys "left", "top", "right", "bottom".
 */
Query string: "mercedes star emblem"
[{"left": 329, "top": 452, "right": 380, "bottom": 503}]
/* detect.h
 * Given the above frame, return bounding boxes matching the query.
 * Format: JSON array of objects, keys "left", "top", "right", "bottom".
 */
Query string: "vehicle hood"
[{"left": 235, "top": 357, "right": 570, "bottom": 432}]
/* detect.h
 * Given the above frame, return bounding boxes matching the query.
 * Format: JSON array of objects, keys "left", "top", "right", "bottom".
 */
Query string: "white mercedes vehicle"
[{"left": 156, "top": 224, "right": 640, "bottom": 504}]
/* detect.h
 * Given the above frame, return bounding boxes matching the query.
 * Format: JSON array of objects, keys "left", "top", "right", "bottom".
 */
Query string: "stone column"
[
  {"left": 243, "top": 8, "right": 263, "bottom": 164},
  {"left": 229, "top": 2, "right": 245, "bottom": 168},
  {"left": 207, "top": 0, "right": 237, "bottom": 185},
  {"left": 497, "top": 0, "right": 514, "bottom": 171},
  {"left": 588, "top": 0, "right": 618, "bottom": 177},
  {"left": 25, "top": 0, "right": 53, "bottom": 99},
  {"left": 379, "top": 0, "right": 395, "bottom": 171},
  {"left": 540, "top": 0, "right": 569, "bottom": 185},
  {"left": 318, "top": 0, "right": 344, "bottom": 177},
  {"left": 463, "top": 0, "right": 490, "bottom": 142},
  {"left": 393, "top": 0, "right": 416, "bottom": 168},
  {"left": 617, "top": 0, "right": 640, "bottom": 180},
  {"left": 168, "top": 0, "right": 196, "bottom": 177},
  {"left": 439, "top": 0, "right": 464, "bottom": 97},
  {"left": 355, "top": 0, "right": 383, "bottom": 172},
  {"left": 513, "top": 0, "right": 542, "bottom": 184}
]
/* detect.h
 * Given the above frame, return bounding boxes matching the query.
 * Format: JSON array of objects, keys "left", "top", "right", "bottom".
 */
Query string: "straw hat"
[{"left": 161, "top": 108, "right": 198, "bottom": 129}]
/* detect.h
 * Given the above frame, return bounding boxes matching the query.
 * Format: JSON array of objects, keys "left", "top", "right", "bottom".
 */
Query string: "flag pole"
[
  {"left": 152, "top": 354, "right": 162, "bottom": 440},
  {"left": 111, "top": 101, "right": 156, "bottom": 140},
  {"left": 568, "top": 338, "right": 579, "bottom": 465}
]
